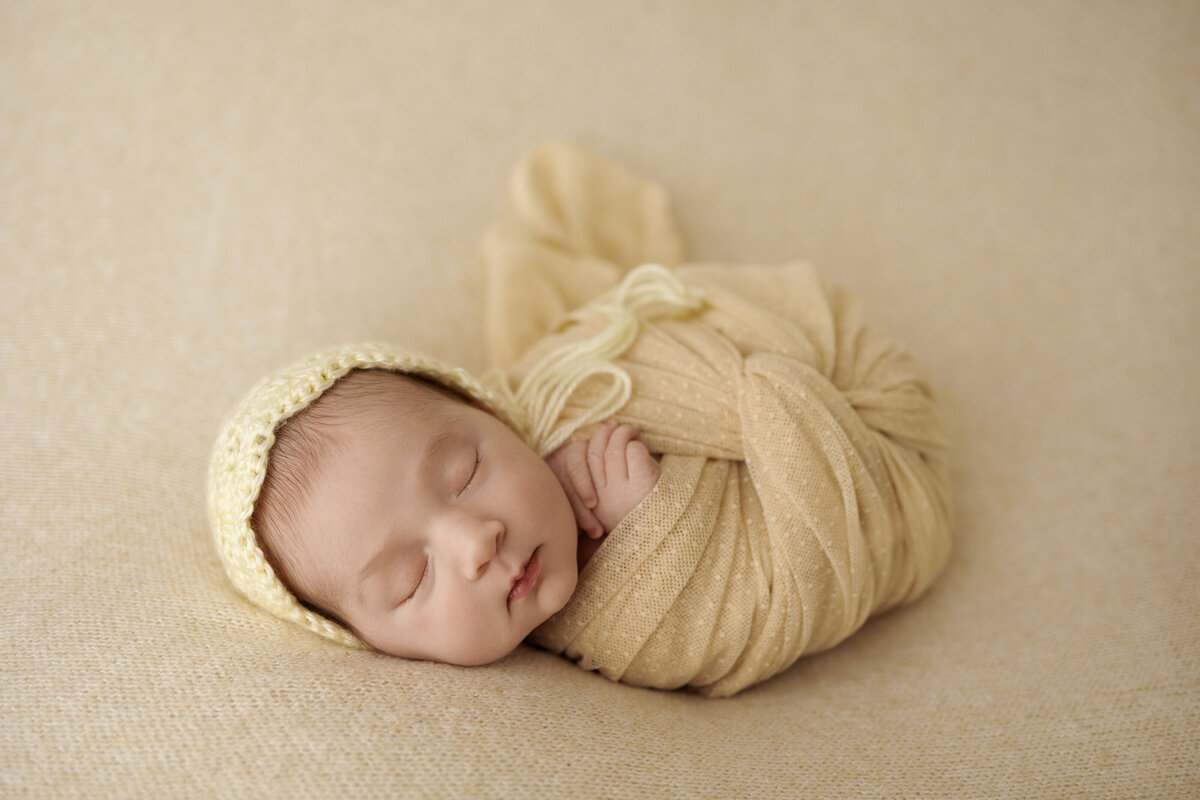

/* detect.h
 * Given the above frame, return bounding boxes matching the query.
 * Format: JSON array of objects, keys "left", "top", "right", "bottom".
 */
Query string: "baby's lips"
[{"left": 507, "top": 550, "right": 540, "bottom": 603}]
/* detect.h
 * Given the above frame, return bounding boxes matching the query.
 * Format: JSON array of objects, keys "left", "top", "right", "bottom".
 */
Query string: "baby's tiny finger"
[
  {"left": 576, "top": 505, "right": 604, "bottom": 539},
  {"left": 605, "top": 424, "right": 641, "bottom": 480},
  {"left": 562, "top": 442, "right": 597, "bottom": 507},
  {"left": 568, "top": 495, "right": 603, "bottom": 538},
  {"left": 626, "top": 440, "right": 659, "bottom": 480},
  {"left": 584, "top": 514, "right": 605, "bottom": 539},
  {"left": 587, "top": 421, "right": 617, "bottom": 487}
]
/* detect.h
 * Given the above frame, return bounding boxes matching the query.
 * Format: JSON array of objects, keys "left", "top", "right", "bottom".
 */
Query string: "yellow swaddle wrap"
[{"left": 484, "top": 144, "right": 953, "bottom": 697}]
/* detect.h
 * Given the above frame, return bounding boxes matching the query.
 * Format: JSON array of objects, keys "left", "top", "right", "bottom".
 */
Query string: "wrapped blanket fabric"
[{"left": 485, "top": 144, "right": 953, "bottom": 697}]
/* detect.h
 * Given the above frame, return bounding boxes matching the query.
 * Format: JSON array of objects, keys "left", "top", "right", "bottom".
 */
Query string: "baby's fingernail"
[{"left": 585, "top": 496, "right": 597, "bottom": 508}]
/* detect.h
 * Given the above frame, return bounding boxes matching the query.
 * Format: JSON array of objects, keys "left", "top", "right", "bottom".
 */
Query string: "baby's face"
[{"left": 285, "top": 380, "right": 579, "bottom": 665}]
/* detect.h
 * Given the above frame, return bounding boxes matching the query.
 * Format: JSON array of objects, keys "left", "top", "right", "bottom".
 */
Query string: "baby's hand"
[
  {"left": 547, "top": 422, "right": 660, "bottom": 538},
  {"left": 547, "top": 438, "right": 605, "bottom": 539}
]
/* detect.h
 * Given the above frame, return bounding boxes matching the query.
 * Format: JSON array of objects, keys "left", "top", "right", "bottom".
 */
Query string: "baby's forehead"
[
  {"left": 295, "top": 373, "right": 476, "bottom": 482},
  {"left": 261, "top": 372, "right": 464, "bottom": 588},
  {"left": 313, "top": 369, "right": 464, "bottom": 424},
  {"left": 264, "top": 370, "right": 458, "bottom": 505}
]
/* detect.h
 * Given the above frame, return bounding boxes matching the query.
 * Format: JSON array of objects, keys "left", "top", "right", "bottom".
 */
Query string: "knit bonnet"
[{"left": 206, "top": 265, "right": 701, "bottom": 649}]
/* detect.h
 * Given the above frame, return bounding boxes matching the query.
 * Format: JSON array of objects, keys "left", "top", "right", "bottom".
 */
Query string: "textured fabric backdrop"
[{"left": 2, "top": 1, "right": 1196, "bottom": 797}]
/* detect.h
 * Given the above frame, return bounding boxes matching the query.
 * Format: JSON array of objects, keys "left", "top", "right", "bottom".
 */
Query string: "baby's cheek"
[
  {"left": 547, "top": 557, "right": 580, "bottom": 616},
  {"left": 450, "top": 626, "right": 522, "bottom": 666},
  {"left": 434, "top": 595, "right": 517, "bottom": 666}
]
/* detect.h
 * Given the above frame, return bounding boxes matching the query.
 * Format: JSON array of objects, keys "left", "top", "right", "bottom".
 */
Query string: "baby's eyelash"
[
  {"left": 399, "top": 559, "right": 428, "bottom": 607},
  {"left": 459, "top": 452, "right": 481, "bottom": 494}
]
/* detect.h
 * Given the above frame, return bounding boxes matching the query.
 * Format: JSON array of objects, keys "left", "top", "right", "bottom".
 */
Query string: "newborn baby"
[
  {"left": 208, "top": 143, "right": 952, "bottom": 696},
  {"left": 249, "top": 366, "right": 656, "bottom": 666}
]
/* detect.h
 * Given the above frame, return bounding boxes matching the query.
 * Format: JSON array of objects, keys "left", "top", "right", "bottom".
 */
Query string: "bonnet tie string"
[{"left": 484, "top": 263, "right": 703, "bottom": 456}]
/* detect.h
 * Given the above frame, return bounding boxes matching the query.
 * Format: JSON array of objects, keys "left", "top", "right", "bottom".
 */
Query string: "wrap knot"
[{"left": 483, "top": 263, "right": 704, "bottom": 456}]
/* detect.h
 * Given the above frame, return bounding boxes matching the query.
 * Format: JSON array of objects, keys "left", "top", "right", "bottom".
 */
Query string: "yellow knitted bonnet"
[{"left": 206, "top": 265, "right": 701, "bottom": 648}]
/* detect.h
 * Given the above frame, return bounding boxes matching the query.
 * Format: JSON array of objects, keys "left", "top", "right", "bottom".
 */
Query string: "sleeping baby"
[
  {"left": 207, "top": 144, "right": 953, "bottom": 697},
  {"left": 245, "top": 364, "right": 657, "bottom": 667}
]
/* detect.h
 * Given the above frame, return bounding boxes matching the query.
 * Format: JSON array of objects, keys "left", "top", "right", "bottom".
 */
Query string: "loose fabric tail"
[{"left": 483, "top": 264, "right": 704, "bottom": 456}]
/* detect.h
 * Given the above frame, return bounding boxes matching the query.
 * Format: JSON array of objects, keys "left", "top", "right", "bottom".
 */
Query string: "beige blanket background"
[{"left": 2, "top": 2, "right": 1196, "bottom": 797}]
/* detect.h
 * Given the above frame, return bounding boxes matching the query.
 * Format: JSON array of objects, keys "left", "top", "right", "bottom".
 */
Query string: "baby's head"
[{"left": 208, "top": 346, "right": 579, "bottom": 665}]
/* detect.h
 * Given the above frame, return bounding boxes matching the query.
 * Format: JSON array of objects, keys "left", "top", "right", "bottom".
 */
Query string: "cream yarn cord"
[{"left": 484, "top": 263, "right": 703, "bottom": 457}]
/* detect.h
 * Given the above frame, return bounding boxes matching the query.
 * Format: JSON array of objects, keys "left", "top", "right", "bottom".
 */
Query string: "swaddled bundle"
[{"left": 484, "top": 144, "right": 953, "bottom": 697}]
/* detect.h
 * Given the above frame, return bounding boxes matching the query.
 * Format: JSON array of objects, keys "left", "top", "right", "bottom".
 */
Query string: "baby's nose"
[{"left": 457, "top": 517, "right": 505, "bottom": 579}]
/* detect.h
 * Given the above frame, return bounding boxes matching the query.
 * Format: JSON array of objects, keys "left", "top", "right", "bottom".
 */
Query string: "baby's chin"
[
  {"left": 440, "top": 645, "right": 519, "bottom": 668},
  {"left": 364, "top": 633, "right": 516, "bottom": 667},
  {"left": 443, "top": 587, "right": 577, "bottom": 667},
  {"left": 362, "top": 602, "right": 563, "bottom": 667}
]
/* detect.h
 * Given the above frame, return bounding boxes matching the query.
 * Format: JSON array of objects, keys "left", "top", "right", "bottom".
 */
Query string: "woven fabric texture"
[
  {"left": 489, "top": 145, "right": 951, "bottom": 696},
  {"left": 2, "top": 1, "right": 1196, "bottom": 797}
]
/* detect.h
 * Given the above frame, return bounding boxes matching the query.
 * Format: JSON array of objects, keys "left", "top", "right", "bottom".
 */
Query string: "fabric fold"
[
  {"left": 486, "top": 143, "right": 952, "bottom": 696},
  {"left": 482, "top": 141, "right": 685, "bottom": 369}
]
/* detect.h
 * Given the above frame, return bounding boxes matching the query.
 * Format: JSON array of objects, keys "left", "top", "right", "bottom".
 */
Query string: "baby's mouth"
[{"left": 508, "top": 548, "right": 540, "bottom": 605}]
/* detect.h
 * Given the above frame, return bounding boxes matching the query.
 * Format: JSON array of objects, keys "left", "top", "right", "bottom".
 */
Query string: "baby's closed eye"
[
  {"left": 457, "top": 451, "right": 481, "bottom": 495},
  {"left": 358, "top": 549, "right": 427, "bottom": 610},
  {"left": 396, "top": 556, "right": 427, "bottom": 606}
]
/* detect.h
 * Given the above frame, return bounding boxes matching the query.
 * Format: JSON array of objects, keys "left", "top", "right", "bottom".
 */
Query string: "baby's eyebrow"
[{"left": 422, "top": 418, "right": 457, "bottom": 466}]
